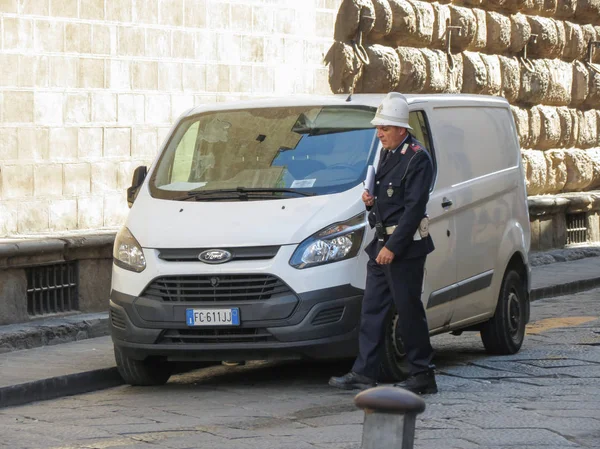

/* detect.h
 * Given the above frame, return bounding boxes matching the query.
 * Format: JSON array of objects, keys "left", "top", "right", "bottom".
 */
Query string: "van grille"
[
  {"left": 312, "top": 306, "right": 345, "bottom": 325},
  {"left": 566, "top": 213, "right": 587, "bottom": 244},
  {"left": 158, "top": 328, "right": 275, "bottom": 344},
  {"left": 142, "top": 274, "right": 293, "bottom": 302}
]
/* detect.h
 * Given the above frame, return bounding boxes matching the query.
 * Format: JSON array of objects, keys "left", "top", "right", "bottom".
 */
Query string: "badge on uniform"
[
  {"left": 387, "top": 183, "right": 394, "bottom": 197},
  {"left": 400, "top": 143, "right": 408, "bottom": 155}
]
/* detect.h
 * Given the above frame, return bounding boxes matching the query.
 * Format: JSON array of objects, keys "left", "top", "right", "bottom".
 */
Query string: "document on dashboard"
[{"left": 364, "top": 165, "right": 375, "bottom": 193}]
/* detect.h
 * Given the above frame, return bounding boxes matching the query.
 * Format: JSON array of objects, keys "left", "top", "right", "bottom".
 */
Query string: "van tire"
[
  {"left": 380, "top": 307, "right": 411, "bottom": 382},
  {"left": 114, "top": 345, "right": 172, "bottom": 386},
  {"left": 480, "top": 270, "right": 526, "bottom": 355}
]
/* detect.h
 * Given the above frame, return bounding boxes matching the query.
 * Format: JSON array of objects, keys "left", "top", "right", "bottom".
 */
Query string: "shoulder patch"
[{"left": 409, "top": 143, "right": 423, "bottom": 152}]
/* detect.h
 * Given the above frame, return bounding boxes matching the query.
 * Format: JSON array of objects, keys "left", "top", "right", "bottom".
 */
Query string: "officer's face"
[{"left": 376, "top": 126, "right": 406, "bottom": 150}]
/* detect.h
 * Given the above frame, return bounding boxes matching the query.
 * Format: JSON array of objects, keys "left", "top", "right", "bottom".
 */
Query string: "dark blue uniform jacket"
[{"left": 366, "top": 134, "right": 435, "bottom": 260}]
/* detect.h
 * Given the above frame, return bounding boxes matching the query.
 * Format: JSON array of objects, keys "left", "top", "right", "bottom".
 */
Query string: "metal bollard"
[{"left": 354, "top": 386, "right": 426, "bottom": 449}]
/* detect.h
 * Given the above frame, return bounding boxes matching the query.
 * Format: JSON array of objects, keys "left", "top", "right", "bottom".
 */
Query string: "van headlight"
[
  {"left": 289, "top": 213, "right": 366, "bottom": 269},
  {"left": 113, "top": 227, "right": 146, "bottom": 273}
]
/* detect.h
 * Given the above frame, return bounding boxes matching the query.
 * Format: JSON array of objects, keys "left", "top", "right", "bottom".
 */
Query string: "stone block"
[
  {"left": 2, "top": 165, "right": 34, "bottom": 199},
  {"left": 522, "top": 149, "right": 546, "bottom": 195},
  {"left": 106, "top": 0, "right": 132, "bottom": 22},
  {"left": 66, "top": 23, "right": 92, "bottom": 54},
  {"left": 553, "top": 212, "right": 567, "bottom": 247},
  {"left": 206, "top": 64, "right": 230, "bottom": 92},
  {"left": 0, "top": 269, "right": 28, "bottom": 325},
  {"left": 49, "top": 56, "right": 78, "bottom": 88},
  {"left": 230, "top": 66, "right": 253, "bottom": 94},
  {"left": 77, "top": 196, "right": 104, "bottom": 229},
  {"left": 79, "top": 58, "right": 105, "bottom": 89},
  {"left": 171, "top": 94, "right": 194, "bottom": 119},
  {"left": 462, "top": 51, "right": 487, "bottom": 94},
  {"left": 499, "top": 55, "right": 520, "bottom": 103},
  {"left": 78, "top": 128, "right": 103, "bottom": 159},
  {"left": 65, "top": 93, "right": 91, "bottom": 125},
  {"left": 0, "top": 128, "right": 18, "bottom": 161},
  {"left": 91, "top": 93, "right": 117, "bottom": 123},
  {"left": 519, "top": 59, "right": 550, "bottom": 105},
  {"left": 395, "top": 47, "right": 426, "bottom": 93},
  {"left": 80, "top": 0, "right": 104, "bottom": 20},
  {"left": 361, "top": 44, "right": 400, "bottom": 93},
  {"left": 117, "top": 94, "right": 145, "bottom": 125},
  {"left": 545, "top": 59, "right": 572, "bottom": 106},
  {"left": 538, "top": 216, "right": 554, "bottom": 250},
  {"left": 172, "top": 30, "right": 196, "bottom": 59},
  {"left": 0, "top": 202, "right": 18, "bottom": 236},
  {"left": 49, "top": 128, "right": 78, "bottom": 161},
  {"left": 556, "top": 0, "right": 577, "bottom": 17},
  {"left": 564, "top": 149, "right": 594, "bottom": 191},
  {"left": 480, "top": 53, "right": 501, "bottom": 95},
  {"left": 78, "top": 259, "right": 112, "bottom": 312},
  {"left": 509, "top": 13, "right": 530, "bottom": 54},
  {"left": 544, "top": 149, "right": 567, "bottom": 192},
  {"left": 132, "top": 128, "right": 158, "bottom": 158},
  {"left": 117, "top": 161, "right": 138, "bottom": 189},
  {"left": 35, "top": 93, "right": 64, "bottom": 125},
  {"left": 387, "top": 0, "right": 417, "bottom": 47},
  {"left": 91, "top": 162, "right": 118, "bottom": 194},
  {"left": 49, "top": 199, "right": 77, "bottom": 231},
  {"left": 18, "top": 128, "right": 49, "bottom": 161},
  {"left": 104, "top": 128, "right": 131, "bottom": 158},
  {"left": 132, "top": 61, "right": 158, "bottom": 90},
  {"left": 158, "top": 62, "right": 183, "bottom": 91},
  {"left": 587, "top": 212, "right": 600, "bottom": 243},
  {"left": 241, "top": 36, "right": 265, "bottom": 64},
  {"left": 118, "top": 26, "right": 146, "bottom": 57},
  {"left": 21, "top": 0, "right": 48, "bottom": 15},
  {"left": 448, "top": 5, "right": 478, "bottom": 52},
  {"left": 0, "top": 54, "right": 19, "bottom": 86},
  {"left": 50, "top": 0, "right": 77, "bottom": 17},
  {"left": 34, "top": 20, "right": 64, "bottom": 52},
  {"left": 577, "top": 110, "right": 597, "bottom": 149},
  {"left": 575, "top": 0, "right": 600, "bottom": 24},
  {"left": 19, "top": 55, "right": 49, "bottom": 88},
  {"left": 3, "top": 17, "right": 33, "bottom": 50},
  {"left": 108, "top": 60, "right": 131, "bottom": 90},
  {"left": 468, "top": 8, "right": 487, "bottom": 50},
  {"left": 571, "top": 61, "right": 589, "bottom": 107},
  {"left": 103, "top": 193, "right": 129, "bottom": 227},
  {"left": 511, "top": 106, "right": 529, "bottom": 148},
  {"left": 184, "top": 0, "right": 206, "bottom": 27},
  {"left": 214, "top": 32, "right": 241, "bottom": 64},
  {"left": 527, "top": 17, "right": 561, "bottom": 59},
  {"left": 145, "top": 95, "right": 171, "bottom": 123},
  {"left": 196, "top": 30, "right": 218, "bottom": 62},
  {"left": 3, "top": 91, "right": 34, "bottom": 123},
  {"left": 63, "top": 163, "right": 91, "bottom": 195},
  {"left": 486, "top": 11, "right": 511, "bottom": 53},
  {"left": 252, "top": 66, "right": 274, "bottom": 94},
  {"left": 585, "top": 66, "right": 600, "bottom": 108},
  {"left": 91, "top": 24, "right": 114, "bottom": 55},
  {"left": 159, "top": 0, "right": 183, "bottom": 26},
  {"left": 146, "top": 28, "right": 171, "bottom": 58},
  {"left": 232, "top": 4, "right": 255, "bottom": 33},
  {"left": 537, "top": 105, "right": 561, "bottom": 149},
  {"left": 34, "top": 164, "right": 63, "bottom": 197}
]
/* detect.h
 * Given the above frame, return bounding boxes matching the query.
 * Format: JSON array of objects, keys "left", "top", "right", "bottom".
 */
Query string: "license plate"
[{"left": 185, "top": 308, "right": 240, "bottom": 326}]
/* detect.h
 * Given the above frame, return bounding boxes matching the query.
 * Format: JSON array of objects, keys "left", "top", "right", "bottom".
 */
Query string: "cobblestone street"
[{"left": 1, "top": 288, "right": 599, "bottom": 449}]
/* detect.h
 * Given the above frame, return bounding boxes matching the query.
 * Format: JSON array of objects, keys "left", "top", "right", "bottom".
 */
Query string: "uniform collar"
[{"left": 388, "top": 133, "right": 410, "bottom": 154}]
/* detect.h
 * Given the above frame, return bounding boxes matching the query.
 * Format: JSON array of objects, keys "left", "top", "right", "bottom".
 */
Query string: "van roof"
[{"left": 184, "top": 93, "right": 509, "bottom": 118}]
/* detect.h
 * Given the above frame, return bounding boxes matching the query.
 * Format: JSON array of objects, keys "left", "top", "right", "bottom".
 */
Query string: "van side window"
[{"left": 408, "top": 111, "right": 436, "bottom": 187}]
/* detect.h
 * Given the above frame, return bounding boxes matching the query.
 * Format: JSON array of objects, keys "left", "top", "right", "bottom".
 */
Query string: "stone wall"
[
  {"left": 325, "top": 0, "right": 600, "bottom": 197},
  {"left": 0, "top": 0, "right": 339, "bottom": 238}
]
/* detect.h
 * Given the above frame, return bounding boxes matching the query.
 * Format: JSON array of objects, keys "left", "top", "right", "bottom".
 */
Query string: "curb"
[
  {"left": 0, "top": 367, "right": 123, "bottom": 409},
  {"left": 531, "top": 276, "right": 600, "bottom": 301}
]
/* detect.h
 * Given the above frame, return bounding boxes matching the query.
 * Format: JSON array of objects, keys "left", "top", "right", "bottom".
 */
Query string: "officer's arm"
[{"left": 385, "top": 151, "right": 433, "bottom": 256}]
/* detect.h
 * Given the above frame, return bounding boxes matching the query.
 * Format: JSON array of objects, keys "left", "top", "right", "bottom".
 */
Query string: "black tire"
[
  {"left": 379, "top": 307, "right": 411, "bottom": 382},
  {"left": 114, "top": 345, "right": 172, "bottom": 386},
  {"left": 481, "top": 270, "right": 527, "bottom": 355}
]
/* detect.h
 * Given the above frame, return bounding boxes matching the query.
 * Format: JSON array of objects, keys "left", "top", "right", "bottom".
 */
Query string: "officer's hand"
[
  {"left": 362, "top": 191, "right": 374, "bottom": 207},
  {"left": 376, "top": 247, "right": 395, "bottom": 265}
]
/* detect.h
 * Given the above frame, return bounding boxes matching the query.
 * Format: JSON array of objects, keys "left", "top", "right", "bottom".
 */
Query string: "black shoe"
[
  {"left": 329, "top": 371, "right": 376, "bottom": 390},
  {"left": 394, "top": 370, "right": 438, "bottom": 395}
]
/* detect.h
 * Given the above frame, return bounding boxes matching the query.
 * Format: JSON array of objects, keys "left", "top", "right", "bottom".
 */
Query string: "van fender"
[{"left": 488, "top": 219, "right": 529, "bottom": 313}]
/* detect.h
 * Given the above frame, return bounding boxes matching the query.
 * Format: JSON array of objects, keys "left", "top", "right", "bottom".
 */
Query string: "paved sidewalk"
[{"left": 2, "top": 255, "right": 600, "bottom": 409}]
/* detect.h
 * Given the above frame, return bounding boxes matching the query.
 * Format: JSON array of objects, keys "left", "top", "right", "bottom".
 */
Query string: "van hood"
[{"left": 127, "top": 188, "right": 364, "bottom": 248}]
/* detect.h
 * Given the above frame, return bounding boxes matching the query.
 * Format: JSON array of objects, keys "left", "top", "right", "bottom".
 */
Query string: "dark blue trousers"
[{"left": 352, "top": 254, "right": 434, "bottom": 380}]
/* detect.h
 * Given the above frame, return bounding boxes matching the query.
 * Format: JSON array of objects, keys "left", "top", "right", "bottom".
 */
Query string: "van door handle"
[{"left": 441, "top": 198, "right": 453, "bottom": 208}]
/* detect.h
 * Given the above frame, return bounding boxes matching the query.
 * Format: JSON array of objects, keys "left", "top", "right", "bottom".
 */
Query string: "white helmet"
[{"left": 370, "top": 92, "right": 412, "bottom": 129}]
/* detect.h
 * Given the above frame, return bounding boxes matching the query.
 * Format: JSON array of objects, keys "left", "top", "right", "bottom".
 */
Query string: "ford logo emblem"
[{"left": 198, "top": 249, "right": 232, "bottom": 264}]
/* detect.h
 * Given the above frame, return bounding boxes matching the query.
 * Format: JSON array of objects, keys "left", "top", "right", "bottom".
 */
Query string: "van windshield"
[{"left": 149, "top": 105, "right": 378, "bottom": 201}]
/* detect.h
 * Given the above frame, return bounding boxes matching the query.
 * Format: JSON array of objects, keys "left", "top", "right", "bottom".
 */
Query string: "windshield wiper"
[{"left": 174, "top": 187, "right": 315, "bottom": 201}]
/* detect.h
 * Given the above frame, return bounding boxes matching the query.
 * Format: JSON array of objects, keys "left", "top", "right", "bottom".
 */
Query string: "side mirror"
[{"left": 127, "top": 166, "right": 147, "bottom": 208}]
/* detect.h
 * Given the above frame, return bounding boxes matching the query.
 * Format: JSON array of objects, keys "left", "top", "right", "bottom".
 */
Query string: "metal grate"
[
  {"left": 26, "top": 262, "right": 79, "bottom": 316},
  {"left": 142, "top": 274, "right": 293, "bottom": 302},
  {"left": 566, "top": 213, "right": 587, "bottom": 244},
  {"left": 158, "top": 328, "right": 275, "bottom": 344},
  {"left": 312, "top": 306, "right": 345, "bottom": 325}
]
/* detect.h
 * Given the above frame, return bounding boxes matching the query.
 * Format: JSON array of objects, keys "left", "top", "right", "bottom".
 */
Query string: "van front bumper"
[{"left": 109, "top": 284, "right": 363, "bottom": 362}]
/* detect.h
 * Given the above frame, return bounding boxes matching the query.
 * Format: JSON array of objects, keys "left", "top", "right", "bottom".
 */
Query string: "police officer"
[{"left": 329, "top": 92, "right": 437, "bottom": 395}]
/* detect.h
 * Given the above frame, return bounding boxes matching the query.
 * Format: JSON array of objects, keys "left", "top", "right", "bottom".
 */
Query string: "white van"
[{"left": 110, "top": 94, "right": 531, "bottom": 385}]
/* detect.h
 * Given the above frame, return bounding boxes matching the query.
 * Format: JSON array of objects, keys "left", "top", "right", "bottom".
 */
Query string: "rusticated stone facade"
[
  {"left": 325, "top": 0, "right": 600, "bottom": 198},
  {"left": 0, "top": 0, "right": 339, "bottom": 238}
]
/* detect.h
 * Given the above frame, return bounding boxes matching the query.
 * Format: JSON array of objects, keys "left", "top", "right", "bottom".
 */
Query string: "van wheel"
[
  {"left": 380, "top": 308, "right": 411, "bottom": 382},
  {"left": 114, "top": 345, "right": 172, "bottom": 386},
  {"left": 480, "top": 270, "right": 526, "bottom": 355}
]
